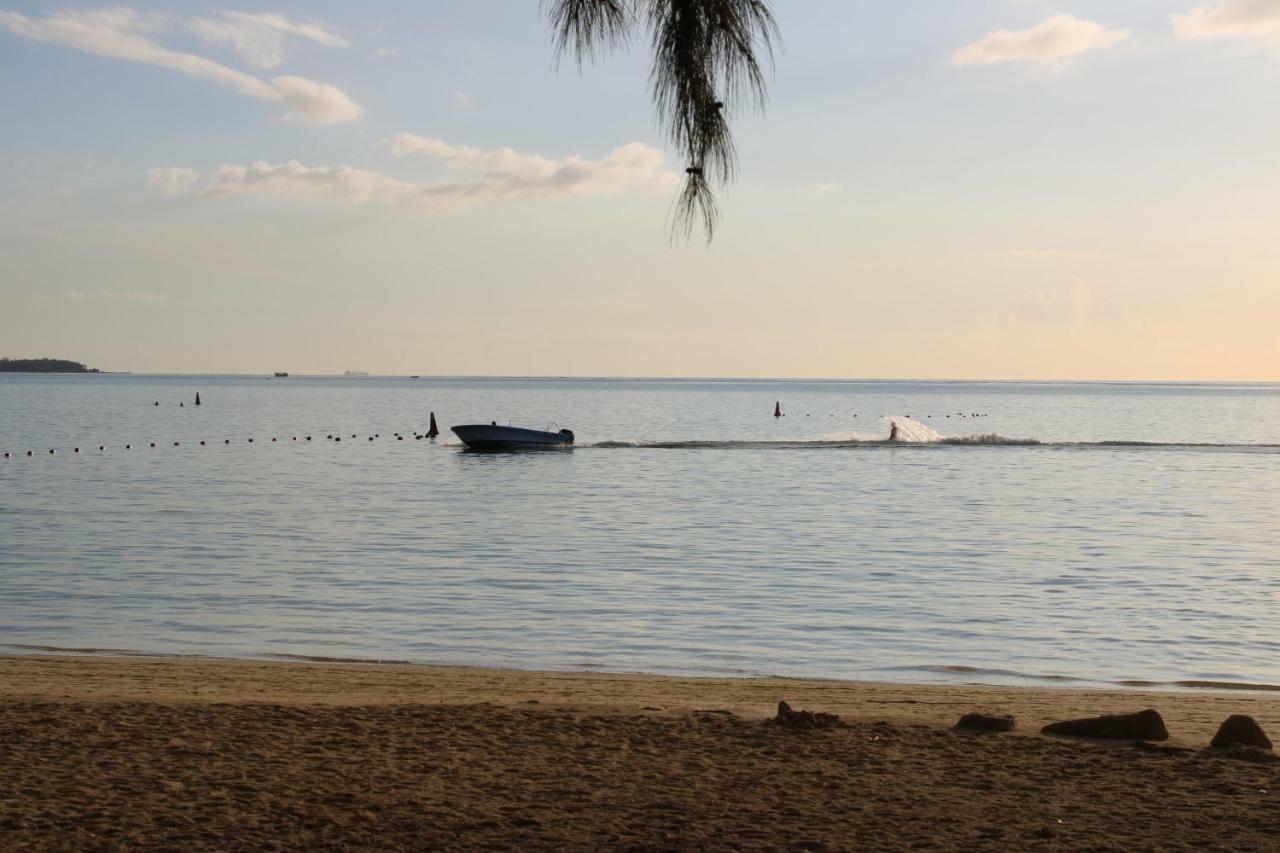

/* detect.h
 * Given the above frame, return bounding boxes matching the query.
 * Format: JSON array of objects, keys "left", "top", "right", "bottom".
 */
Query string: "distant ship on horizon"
[{"left": 344, "top": 370, "right": 369, "bottom": 376}]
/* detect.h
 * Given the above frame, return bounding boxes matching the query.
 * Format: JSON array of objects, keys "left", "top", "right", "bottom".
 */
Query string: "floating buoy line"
[
  {"left": 2, "top": 408, "right": 453, "bottom": 460},
  {"left": 1, "top": 430, "right": 444, "bottom": 460}
]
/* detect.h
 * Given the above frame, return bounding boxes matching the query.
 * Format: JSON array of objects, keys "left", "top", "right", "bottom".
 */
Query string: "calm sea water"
[{"left": 2, "top": 374, "right": 1278, "bottom": 690}]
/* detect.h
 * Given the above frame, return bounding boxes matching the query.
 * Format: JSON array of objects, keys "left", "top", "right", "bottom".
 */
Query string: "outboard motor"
[{"left": 559, "top": 429, "right": 575, "bottom": 444}]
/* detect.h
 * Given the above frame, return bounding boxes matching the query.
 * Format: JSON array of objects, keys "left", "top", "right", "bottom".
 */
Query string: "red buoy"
[{"left": 427, "top": 412, "right": 440, "bottom": 438}]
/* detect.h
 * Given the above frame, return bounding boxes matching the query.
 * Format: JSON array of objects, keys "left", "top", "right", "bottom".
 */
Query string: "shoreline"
[
  {"left": 4, "top": 653, "right": 1278, "bottom": 746},
  {"left": 5, "top": 645, "right": 1278, "bottom": 697}
]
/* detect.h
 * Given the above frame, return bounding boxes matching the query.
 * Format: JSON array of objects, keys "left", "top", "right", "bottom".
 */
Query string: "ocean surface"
[{"left": 2, "top": 374, "right": 1278, "bottom": 691}]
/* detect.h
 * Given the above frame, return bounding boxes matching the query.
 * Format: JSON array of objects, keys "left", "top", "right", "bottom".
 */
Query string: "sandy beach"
[{"left": 1, "top": 655, "right": 1277, "bottom": 851}]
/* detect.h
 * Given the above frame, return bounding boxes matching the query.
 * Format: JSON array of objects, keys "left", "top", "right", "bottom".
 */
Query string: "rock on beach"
[{"left": 1041, "top": 709, "right": 1169, "bottom": 741}]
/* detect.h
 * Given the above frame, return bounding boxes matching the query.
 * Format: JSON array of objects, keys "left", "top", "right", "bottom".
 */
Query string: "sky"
[{"left": 1, "top": 0, "right": 1278, "bottom": 380}]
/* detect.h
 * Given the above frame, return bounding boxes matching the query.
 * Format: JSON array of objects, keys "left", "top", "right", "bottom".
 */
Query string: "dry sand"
[{"left": 1, "top": 655, "right": 1277, "bottom": 850}]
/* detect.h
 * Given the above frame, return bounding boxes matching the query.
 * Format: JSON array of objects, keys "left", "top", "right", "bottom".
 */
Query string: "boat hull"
[{"left": 451, "top": 424, "right": 574, "bottom": 450}]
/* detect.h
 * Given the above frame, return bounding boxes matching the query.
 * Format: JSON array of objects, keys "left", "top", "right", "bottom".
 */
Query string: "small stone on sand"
[
  {"left": 955, "top": 713, "right": 1015, "bottom": 733},
  {"left": 775, "top": 700, "right": 843, "bottom": 730}
]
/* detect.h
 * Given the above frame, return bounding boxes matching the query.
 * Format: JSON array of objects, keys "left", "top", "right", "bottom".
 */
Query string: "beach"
[{"left": 2, "top": 655, "right": 1277, "bottom": 850}]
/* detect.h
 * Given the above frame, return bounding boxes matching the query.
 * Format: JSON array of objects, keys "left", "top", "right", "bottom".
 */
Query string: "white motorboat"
[{"left": 451, "top": 423, "right": 574, "bottom": 450}]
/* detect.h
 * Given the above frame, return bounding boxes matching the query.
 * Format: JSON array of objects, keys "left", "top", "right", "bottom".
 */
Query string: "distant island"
[{"left": 0, "top": 358, "right": 100, "bottom": 373}]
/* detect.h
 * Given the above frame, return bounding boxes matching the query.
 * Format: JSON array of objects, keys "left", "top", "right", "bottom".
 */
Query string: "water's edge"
[{"left": 6, "top": 644, "right": 1278, "bottom": 696}]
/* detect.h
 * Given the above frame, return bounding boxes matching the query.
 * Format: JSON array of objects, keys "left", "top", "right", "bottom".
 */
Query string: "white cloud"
[
  {"left": 1174, "top": 1, "right": 1280, "bottom": 54},
  {"left": 271, "top": 75, "right": 362, "bottom": 125},
  {"left": 151, "top": 139, "right": 677, "bottom": 209},
  {"left": 203, "top": 160, "right": 418, "bottom": 205},
  {"left": 146, "top": 166, "right": 200, "bottom": 196},
  {"left": 190, "top": 11, "right": 346, "bottom": 70},
  {"left": 0, "top": 7, "right": 361, "bottom": 125},
  {"left": 950, "top": 15, "right": 1130, "bottom": 68},
  {"left": 453, "top": 89, "right": 472, "bottom": 106},
  {"left": 383, "top": 134, "right": 678, "bottom": 199}
]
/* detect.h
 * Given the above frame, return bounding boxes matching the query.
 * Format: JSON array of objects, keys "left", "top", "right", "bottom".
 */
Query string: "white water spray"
[{"left": 884, "top": 417, "right": 944, "bottom": 443}]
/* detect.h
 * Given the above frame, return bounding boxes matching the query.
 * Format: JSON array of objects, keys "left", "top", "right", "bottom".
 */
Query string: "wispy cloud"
[
  {"left": 190, "top": 11, "right": 346, "bottom": 69},
  {"left": 0, "top": 7, "right": 361, "bottom": 125},
  {"left": 270, "top": 76, "right": 361, "bottom": 125},
  {"left": 1174, "top": 1, "right": 1280, "bottom": 54},
  {"left": 453, "top": 89, "right": 472, "bottom": 106},
  {"left": 149, "top": 138, "right": 677, "bottom": 209},
  {"left": 1003, "top": 248, "right": 1098, "bottom": 260},
  {"left": 383, "top": 134, "right": 679, "bottom": 199},
  {"left": 950, "top": 14, "right": 1130, "bottom": 69},
  {"left": 62, "top": 289, "right": 164, "bottom": 302},
  {"left": 145, "top": 166, "right": 200, "bottom": 196}
]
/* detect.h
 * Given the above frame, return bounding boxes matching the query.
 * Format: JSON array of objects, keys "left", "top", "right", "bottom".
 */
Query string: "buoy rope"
[{"left": 0, "top": 428, "right": 439, "bottom": 459}]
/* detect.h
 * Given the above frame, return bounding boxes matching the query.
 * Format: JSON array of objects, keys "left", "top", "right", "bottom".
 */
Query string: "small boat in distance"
[
  {"left": 273, "top": 372, "right": 289, "bottom": 378},
  {"left": 344, "top": 370, "right": 369, "bottom": 376},
  {"left": 451, "top": 423, "right": 574, "bottom": 450}
]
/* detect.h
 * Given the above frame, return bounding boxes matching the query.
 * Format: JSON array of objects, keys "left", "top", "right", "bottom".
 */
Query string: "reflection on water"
[{"left": 1, "top": 374, "right": 1278, "bottom": 689}]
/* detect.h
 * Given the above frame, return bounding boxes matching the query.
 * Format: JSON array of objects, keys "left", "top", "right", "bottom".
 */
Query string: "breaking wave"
[{"left": 589, "top": 419, "right": 1280, "bottom": 452}]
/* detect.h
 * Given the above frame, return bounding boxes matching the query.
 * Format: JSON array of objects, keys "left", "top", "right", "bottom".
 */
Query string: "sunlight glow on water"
[{"left": 2, "top": 374, "right": 1279, "bottom": 689}]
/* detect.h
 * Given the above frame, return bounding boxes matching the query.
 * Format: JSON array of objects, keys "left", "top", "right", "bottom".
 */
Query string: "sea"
[{"left": 1, "top": 374, "right": 1278, "bottom": 692}]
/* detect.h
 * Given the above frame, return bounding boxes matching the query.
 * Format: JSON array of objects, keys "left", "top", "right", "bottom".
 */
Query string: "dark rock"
[
  {"left": 1210, "top": 715, "right": 1272, "bottom": 750},
  {"left": 775, "top": 700, "right": 843, "bottom": 730},
  {"left": 1041, "top": 709, "right": 1168, "bottom": 741},
  {"left": 955, "top": 713, "right": 1015, "bottom": 733},
  {"left": 1203, "top": 746, "right": 1279, "bottom": 764}
]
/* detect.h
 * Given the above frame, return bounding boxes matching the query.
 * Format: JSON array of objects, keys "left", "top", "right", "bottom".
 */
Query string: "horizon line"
[{"left": 9, "top": 371, "right": 1280, "bottom": 386}]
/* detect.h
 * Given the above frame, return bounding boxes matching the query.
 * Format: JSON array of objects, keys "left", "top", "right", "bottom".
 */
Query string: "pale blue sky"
[{"left": 2, "top": 1, "right": 1278, "bottom": 378}]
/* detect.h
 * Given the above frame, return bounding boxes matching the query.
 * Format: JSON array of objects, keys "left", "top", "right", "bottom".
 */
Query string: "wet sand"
[{"left": 2, "top": 655, "right": 1277, "bottom": 850}]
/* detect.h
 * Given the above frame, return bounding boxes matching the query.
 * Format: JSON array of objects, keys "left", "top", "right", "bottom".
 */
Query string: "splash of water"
[{"left": 884, "top": 417, "right": 944, "bottom": 443}]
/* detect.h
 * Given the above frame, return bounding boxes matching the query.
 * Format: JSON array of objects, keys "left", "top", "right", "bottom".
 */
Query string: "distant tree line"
[{"left": 0, "top": 358, "right": 99, "bottom": 373}]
